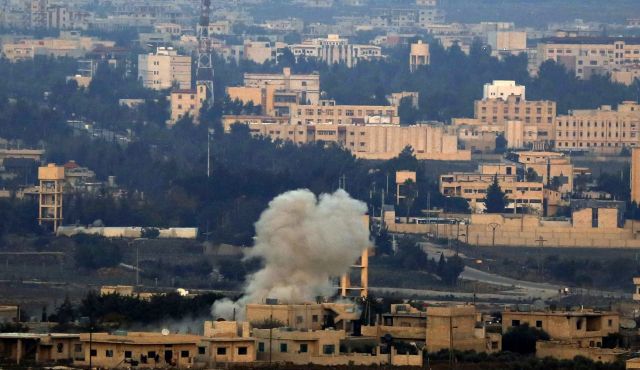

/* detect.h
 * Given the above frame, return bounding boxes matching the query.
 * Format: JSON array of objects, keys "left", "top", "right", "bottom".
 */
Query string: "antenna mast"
[{"left": 197, "top": 0, "right": 214, "bottom": 105}]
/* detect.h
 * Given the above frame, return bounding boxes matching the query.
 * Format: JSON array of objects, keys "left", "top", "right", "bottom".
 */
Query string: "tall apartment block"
[{"left": 138, "top": 47, "right": 191, "bottom": 90}]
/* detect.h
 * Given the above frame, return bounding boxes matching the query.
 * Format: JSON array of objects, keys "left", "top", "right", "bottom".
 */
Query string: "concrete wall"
[
  {"left": 387, "top": 213, "right": 640, "bottom": 248},
  {"left": 536, "top": 341, "right": 624, "bottom": 363}
]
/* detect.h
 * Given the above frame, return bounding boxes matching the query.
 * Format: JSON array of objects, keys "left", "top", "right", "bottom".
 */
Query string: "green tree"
[
  {"left": 525, "top": 168, "right": 539, "bottom": 182},
  {"left": 502, "top": 324, "right": 550, "bottom": 355},
  {"left": 485, "top": 176, "right": 507, "bottom": 214},
  {"left": 402, "top": 178, "right": 418, "bottom": 223},
  {"left": 73, "top": 235, "right": 122, "bottom": 269}
]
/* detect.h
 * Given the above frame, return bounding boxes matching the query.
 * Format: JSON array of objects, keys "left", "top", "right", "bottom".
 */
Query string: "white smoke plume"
[{"left": 212, "top": 189, "right": 370, "bottom": 320}]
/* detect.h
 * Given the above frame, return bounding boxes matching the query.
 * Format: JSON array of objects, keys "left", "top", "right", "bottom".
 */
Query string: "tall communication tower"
[{"left": 196, "top": 0, "right": 214, "bottom": 105}]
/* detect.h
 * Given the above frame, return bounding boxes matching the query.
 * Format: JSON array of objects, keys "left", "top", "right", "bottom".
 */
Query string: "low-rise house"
[
  {"left": 502, "top": 308, "right": 619, "bottom": 348},
  {"left": 0, "top": 333, "right": 82, "bottom": 365},
  {"left": 75, "top": 332, "right": 202, "bottom": 369}
]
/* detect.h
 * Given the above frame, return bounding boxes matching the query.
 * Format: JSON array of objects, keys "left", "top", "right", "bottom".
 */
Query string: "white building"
[
  {"left": 289, "top": 34, "right": 382, "bottom": 68},
  {"left": 138, "top": 47, "right": 191, "bottom": 90},
  {"left": 483, "top": 80, "right": 525, "bottom": 101}
]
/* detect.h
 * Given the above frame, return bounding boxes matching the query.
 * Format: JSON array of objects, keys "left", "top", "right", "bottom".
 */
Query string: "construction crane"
[{"left": 196, "top": 0, "right": 214, "bottom": 106}]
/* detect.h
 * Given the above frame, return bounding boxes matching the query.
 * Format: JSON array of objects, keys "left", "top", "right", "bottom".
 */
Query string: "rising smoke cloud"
[{"left": 212, "top": 189, "right": 370, "bottom": 320}]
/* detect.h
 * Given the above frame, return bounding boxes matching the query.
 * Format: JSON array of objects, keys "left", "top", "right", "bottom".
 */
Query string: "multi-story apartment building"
[
  {"left": 289, "top": 100, "right": 399, "bottom": 125},
  {"left": 226, "top": 68, "right": 320, "bottom": 116},
  {"left": 537, "top": 37, "right": 640, "bottom": 83},
  {"left": 554, "top": 101, "right": 640, "bottom": 154},
  {"left": 243, "top": 68, "right": 320, "bottom": 104},
  {"left": 138, "top": 47, "right": 191, "bottom": 90},
  {"left": 506, "top": 151, "right": 574, "bottom": 194},
  {"left": 289, "top": 35, "right": 383, "bottom": 68},
  {"left": 474, "top": 96, "right": 556, "bottom": 145},
  {"left": 439, "top": 163, "right": 545, "bottom": 213},
  {"left": 169, "top": 82, "right": 208, "bottom": 125},
  {"left": 2, "top": 33, "right": 116, "bottom": 61},
  {"left": 453, "top": 81, "right": 555, "bottom": 150},
  {"left": 487, "top": 30, "right": 527, "bottom": 56},
  {"left": 222, "top": 118, "right": 470, "bottom": 160}
]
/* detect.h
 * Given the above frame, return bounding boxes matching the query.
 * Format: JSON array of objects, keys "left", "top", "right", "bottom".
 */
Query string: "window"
[
  {"left": 238, "top": 347, "right": 248, "bottom": 355},
  {"left": 106, "top": 350, "right": 114, "bottom": 357},
  {"left": 280, "top": 343, "right": 288, "bottom": 353},
  {"left": 258, "top": 342, "right": 265, "bottom": 353},
  {"left": 511, "top": 320, "right": 520, "bottom": 326},
  {"left": 181, "top": 350, "right": 189, "bottom": 358},
  {"left": 198, "top": 347, "right": 206, "bottom": 355},
  {"left": 217, "top": 347, "right": 227, "bottom": 355},
  {"left": 57, "top": 343, "right": 64, "bottom": 353},
  {"left": 148, "top": 351, "right": 156, "bottom": 359},
  {"left": 608, "top": 319, "right": 613, "bottom": 327},
  {"left": 90, "top": 349, "right": 97, "bottom": 357},
  {"left": 300, "top": 344, "right": 308, "bottom": 353},
  {"left": 577, "top": 319, "right": 583, "bottom": 330},
  {"left": 536, "top": 320, "right": 542, "bottom": 328},
  {"left": 323, "top": 345, "right": 335, "bottom": 355},
  {"left": 312, "top": 315, "right": 318, "bottom": 323}
]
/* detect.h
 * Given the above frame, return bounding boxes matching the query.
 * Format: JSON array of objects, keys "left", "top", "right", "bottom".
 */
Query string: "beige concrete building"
[
  {"left": 554, "top": 101, "right": 640, "bottom": 154},
  {"left": 387, "top": 203, "right": 640, "bottom": 248},
  {"left": 245, "top": 303, "right": 360, "bottom": 332},
  {"left": 201, "top": 321, "right": 255, "bottom": 365},
  {"left": 154, "top": 23, "right": 182, "bottom": 36},
  {"left": 0, "top": 305, "right": 19, "bottom": 323},
  {"left": 409, "top": 40, "right": 430, "bottom": 72},
  {"left": 537, "top": 341, "right": 626, "bottom": 363},
  {"left": 487, "top": 30, "right": 527, "bottom": 56},
  {"left": 426, "top": 305, "right": 500, "bottom": 353},
  {"left": 507, "top": 151, "right": 574, "bottom": 194},
  {"left": 75, "top": 332, "right": 202, "bottom": 369},
  {"left": 611, "top": 65, "right": 640, "bottom": 86},
  {"left": 0, "top": 333, "right": 82, "bottom": 365},
  {"left": 252, "top": 327, "right": 422, "bottom": 366},
  {"left": 138, "top": 47, "right": 191, "bottom": 90},
  {"left": 223, "top": 119, "right": 470, "bottom": 161},
  {"left": 537, "top": 37, "right": 640, "bottom": 81},
  {"left": 475, "top": 96, "right": 556, "bottom": 144},
  {"left": 290, "top": 100, "right": 399, "bottom": 125},
  {"left": 483, "top": 80, "right": 525, "bottom": 101},
  {"left": 2, "top": 35, "right": 115, "bottom": 61},
  {"left": 440, "top": 163, "right": 545, "bottom": 213},
  {"left": 38, "top": 163, "right": 65, "bottom": 231},
  {"left": 502, "top": 309, "right": 619, "bottom": 349},
  {"left": 227, "top": 68, "right": 320, "bottom": 115},
  {"left": 454, "top": 94, "right": 557, "bottom": 150},
  {"left": 633, "top": 148, "right": 640, "bottom": 205},
  {"left": 169, "top": 82, "right": 208, "bottom": 125}
]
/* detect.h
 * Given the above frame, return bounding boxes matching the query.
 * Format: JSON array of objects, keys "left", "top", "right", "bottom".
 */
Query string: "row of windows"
[
  {"left": 298, "top": 109, "right": 394, "bottom": 116},
  {"left": 257, "top": 342, "right": 335, "bottom": 355},
  {"left": 481, "top": 116, "right": 552, "bottom": 124},
  {"left": 480, "top": 107, "right": 553, "bottom": 114},
  {"left": 558, "top": 131, "right": 636, "bottom": 138},
  {"left": 556, "top": 142, "right": 635, "bottom": 148},
  {"left": 557, "top": 121, "right": 635, "bottom": 128}
]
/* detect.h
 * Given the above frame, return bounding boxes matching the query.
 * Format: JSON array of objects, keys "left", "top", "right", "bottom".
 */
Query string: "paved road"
[{"left": 419, "top": 242, "right": 630, "bottom": 301}]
